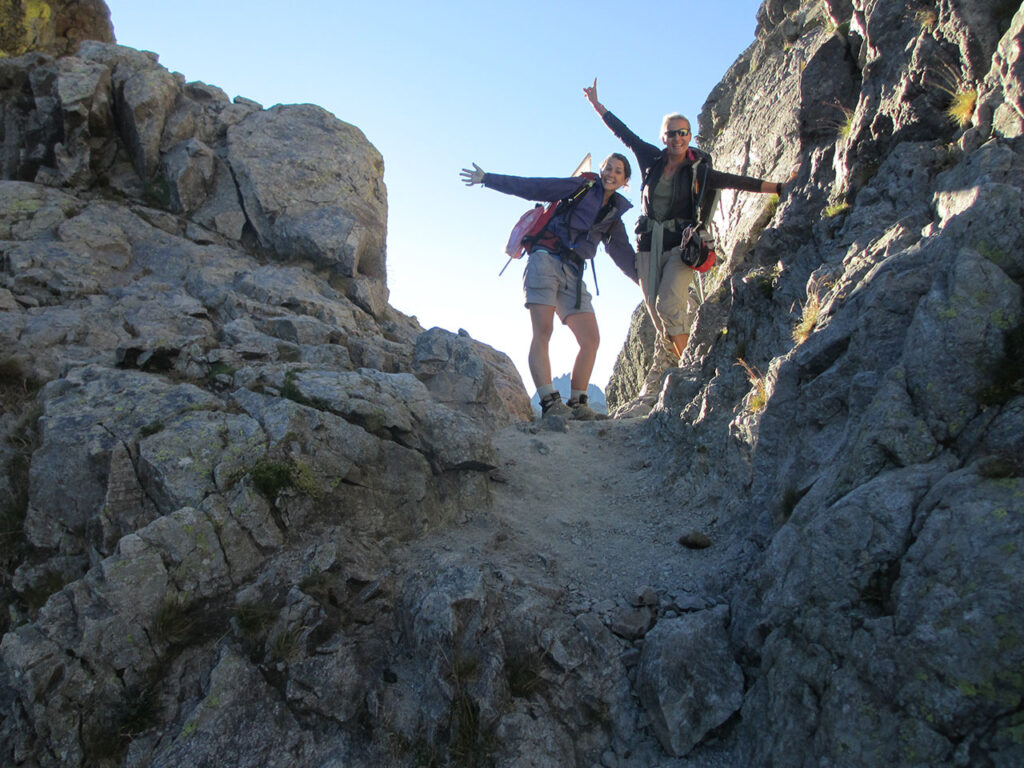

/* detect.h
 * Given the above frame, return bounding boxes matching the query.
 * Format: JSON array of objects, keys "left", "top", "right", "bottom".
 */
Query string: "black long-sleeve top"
[{"left": 602, "top": 110, "right": 768, "bottom": 251}]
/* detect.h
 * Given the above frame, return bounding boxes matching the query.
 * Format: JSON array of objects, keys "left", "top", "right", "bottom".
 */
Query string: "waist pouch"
[{"left": 679, "top": 225, "right": 717, "bottom": 273}]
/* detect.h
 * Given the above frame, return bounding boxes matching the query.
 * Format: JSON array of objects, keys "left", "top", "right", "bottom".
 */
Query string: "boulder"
[
  {"left": 413, "top": 326, "right": 533, "bottom": 425},
  {"left": 0, "top": 0, "right": 113, "bottom": 58},
  {"left": 227, "top": 104, "right": 389, "bottom": 314},
  {"left": 637, "top": 607, "right": 744, "bottom": 757}
]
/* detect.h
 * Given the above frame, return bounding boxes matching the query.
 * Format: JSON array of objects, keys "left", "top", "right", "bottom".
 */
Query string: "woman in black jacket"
[{"left": 584, "top": 78, "right": 790, "bottom": 394}]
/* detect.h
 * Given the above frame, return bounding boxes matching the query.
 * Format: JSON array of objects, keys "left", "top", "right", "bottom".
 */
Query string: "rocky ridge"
[
  {"left": 608, "top": 0, "right": 1024, "bottom": 765},
  {"left": 0, "top": 1, "right": 1023, "bottom": 767}
]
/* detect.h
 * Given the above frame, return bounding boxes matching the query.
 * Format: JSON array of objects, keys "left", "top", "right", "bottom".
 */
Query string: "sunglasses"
[{"left": 665, "top": 129, "right": 691, "bottom": 138}]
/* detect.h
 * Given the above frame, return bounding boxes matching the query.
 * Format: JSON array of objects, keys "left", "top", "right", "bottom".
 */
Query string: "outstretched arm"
[
  {"left": 759, "top": 164, "right": 800, "bottom": 195},
  {"left": 465, "top": 169, "right": 596, "bottom": 203},
  {"left": 715, "top": 164, "right": 801, "bottom": 195},
  {"left": 584, "top": 79, "right": 659, "bottom": 167},
  {"left": 460, "top": 163, "right": 486, "bottom": 186},
  {"left": 583, "top": 78, "right": 608, "bottom": 117}
]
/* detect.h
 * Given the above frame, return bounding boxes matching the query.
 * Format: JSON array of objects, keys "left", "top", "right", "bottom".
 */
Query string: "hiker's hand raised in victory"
[
  {"left": 460, "top": 163, "right": 485, "bottom": 186},
  {"left": 583, "top": 78, "right": 606, "bottom": 116}
]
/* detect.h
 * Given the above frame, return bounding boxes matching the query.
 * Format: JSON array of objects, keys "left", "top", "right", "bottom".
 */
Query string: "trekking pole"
[{"left": 498, "top": 257, "right": 513, "bottom": 276}]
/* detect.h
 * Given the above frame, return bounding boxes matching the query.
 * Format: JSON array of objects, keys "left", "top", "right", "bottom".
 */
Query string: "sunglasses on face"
[{"left": 665, "top": 129, "right": 691, "bottom": 138}]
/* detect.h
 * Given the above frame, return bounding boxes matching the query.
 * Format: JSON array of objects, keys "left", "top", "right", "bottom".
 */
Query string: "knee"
[
  {"left": 530, "top": 315, "right": 555, "bottom": 339},
  {"left": 532, "top": 324, "right": 554, "bottom": 345},
  {"left": 579, "top": 330, "right": 599, "bottom": 356},
  {"left": 655, "top": 296, "right": 682, "bottom": 326}
]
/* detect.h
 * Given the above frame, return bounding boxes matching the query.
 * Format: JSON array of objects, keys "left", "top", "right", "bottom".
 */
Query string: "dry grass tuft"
[
  {"left": 915, "top": 8, "right": 938, "bottom": 31},
  {"left": 153, "top": 594, "right": 195, "bottom": 646},
  {"left": 946, "top": 88, "right": 977, "bottom": 127},
  {"left": 925, "top": 60, "right": 977, "bottom": 128},
  {"left": 793, "top": 283, "right": 826, "bottom": 345},
  {"left": 736, "top": 358, "right": 768, "bottom": 413},
  {"left": 823, "top": 202, "right": 851, "bottom": 218}
]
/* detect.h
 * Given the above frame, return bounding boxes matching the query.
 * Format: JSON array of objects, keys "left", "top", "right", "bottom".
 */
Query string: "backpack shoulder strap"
[
  {"left": 691, "top": 150, "right": 716, "bottom": 229},
  {"left": 560, "top": 173, "right": 599, "bottom": 235}
]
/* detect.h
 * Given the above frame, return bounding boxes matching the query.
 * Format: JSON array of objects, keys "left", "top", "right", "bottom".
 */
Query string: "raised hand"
[
  {"left": 583, "top": 78, "right": 605, "bottom": 115},
  {"left": 460, "top": 163, "right": 485, "bottom": 186}
]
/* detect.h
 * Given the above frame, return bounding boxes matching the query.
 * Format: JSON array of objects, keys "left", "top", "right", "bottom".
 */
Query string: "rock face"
[
  {"left": 3, "top": 1, "right": 1024, "bottom": 767},
  {"left": 606, "top": 303, "right": 656, "bottom": 410},
  {"left": 636, "top": 606, "right": 744, "bottom": 757},
  {"left": 0, "top": 0, "right": 113, "bottom": 58},
  {"left": 609, "top": 0, "right": 1024, "bottom": 765},
  {"left": 0, "top": 16, "right": 536, "bottom": 768}
]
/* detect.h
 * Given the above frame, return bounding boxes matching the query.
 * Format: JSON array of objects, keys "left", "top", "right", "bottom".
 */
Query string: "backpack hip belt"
[
  {"left": 636, "top": 215, "right": 691, "bottom": 251},
  {"left": 558, "top": 249, "right": 585, "bottom": 270}
]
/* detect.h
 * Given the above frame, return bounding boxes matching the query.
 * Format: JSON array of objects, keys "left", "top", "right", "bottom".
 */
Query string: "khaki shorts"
[
  {"left": 635, "top": 247, "right": 696, "bottom": 336},
  {"left": 523, "top": 249, "right": 594, "bottom": 322}
]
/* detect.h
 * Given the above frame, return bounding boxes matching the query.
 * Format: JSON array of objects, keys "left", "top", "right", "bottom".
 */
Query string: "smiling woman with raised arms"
[
  {"left": 461, "top": 154, "right": 636, "bottom": 421},
  {"left": 585, "top": 78, "right": 795, "bottom": 400}
]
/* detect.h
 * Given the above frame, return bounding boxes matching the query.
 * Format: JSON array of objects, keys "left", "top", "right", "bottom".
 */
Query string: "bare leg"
[
  {"left": 527, "top": 304, "right": 556, "bottom": 389},
  {"left": 670, "top": 332, "right": 689, "bottom": 359},
  {"left": 565, "top": 311, "right": 600, "bottom": 392}
]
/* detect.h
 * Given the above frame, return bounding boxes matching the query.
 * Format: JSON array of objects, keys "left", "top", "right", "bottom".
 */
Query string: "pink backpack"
[
  {"left": 499, "top": 172, "right": 598, "bottom": 275},
  {"left": 504, "top": 204, "right": 550, "bottom": 260}
]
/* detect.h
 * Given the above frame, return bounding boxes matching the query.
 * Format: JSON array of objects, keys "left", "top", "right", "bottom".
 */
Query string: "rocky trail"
[
  {"left": 394, "top": 414, "right": 751, "bottom": 768},
  {"left": 400, "top": 414, "right": 728, "bottom": 637}
]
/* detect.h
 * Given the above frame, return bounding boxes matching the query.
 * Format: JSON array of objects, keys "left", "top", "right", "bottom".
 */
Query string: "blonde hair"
[{"left": 660, "top": 112, "right": 691, "bottom": 137}]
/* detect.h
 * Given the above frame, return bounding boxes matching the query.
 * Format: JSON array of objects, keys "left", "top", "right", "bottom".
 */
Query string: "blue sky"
[{"left": 104, "top": 0, "right": 764, "bottom": 393}]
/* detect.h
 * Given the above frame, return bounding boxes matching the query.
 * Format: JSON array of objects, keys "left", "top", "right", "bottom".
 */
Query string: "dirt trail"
[
  {"left": 405, "top": 416, "right": 719, "bottom": 610},
  {"left": 394, "top": 415, "right": 746, "bottom": 767}
]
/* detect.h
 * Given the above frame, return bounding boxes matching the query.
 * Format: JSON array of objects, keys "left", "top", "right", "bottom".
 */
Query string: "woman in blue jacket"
[
  {"left": 461, "top": 154, "right": 636, "bottom": 420},
  {"left": 584, "top": 79, "right": 791, "bottom": 396}
]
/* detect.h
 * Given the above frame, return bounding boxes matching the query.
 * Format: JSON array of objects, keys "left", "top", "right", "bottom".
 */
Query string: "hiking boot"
[
  {"left": 567, "top": 395, "right": 609, "bottom": 421},
  {"left": 539, "top": 391, "right": 572, "bottom": 419}
]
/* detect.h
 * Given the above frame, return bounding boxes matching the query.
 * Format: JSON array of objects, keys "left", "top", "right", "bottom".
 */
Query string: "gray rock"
[
  {"left": 163, "top": 137, "right": 216, "bottom": 213},
  {"left": 632, "top": 586, "right": 659, "bottom": 608},
  {"left": 116, "top": 61, "right": 179, "bottom": 180},
  {"left": 607, "top": 3, "right": 1024, "bottom": 766},
  {"left": 637, "top": 607, "right": 744, "bottom": 757},
  {"left": 137, "top": 409, "right": 266, "bottom": 514},
  {"left": 150, "top": 647, "right": 316, "bottom": 768},
  {"left": 609, "top": 605, "right": 655, "bottom": 641},
  {"left": 413, "top": 326, "right": 533, "bottom": 424},
  {"left": 227, "top": 104, "right": 388, "bottom": 313},
  {"left": 25, "top": 366, "right": 222, "bottom": 553},
  {"left": 987, "top": 5, "right": 1024, "bottom": 139},
  {"left": 494, "top": 710, "right": 576, "bottom": 768}
]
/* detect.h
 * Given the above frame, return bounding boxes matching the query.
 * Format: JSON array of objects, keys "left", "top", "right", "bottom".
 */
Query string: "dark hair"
[{"left": 601, "top": 152, "right": 631, "bottom": 181}]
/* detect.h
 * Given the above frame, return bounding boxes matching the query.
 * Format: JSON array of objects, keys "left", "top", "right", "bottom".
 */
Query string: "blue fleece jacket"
[{"left": 482, "top": 173, "right": 637, "bottom": 283}]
